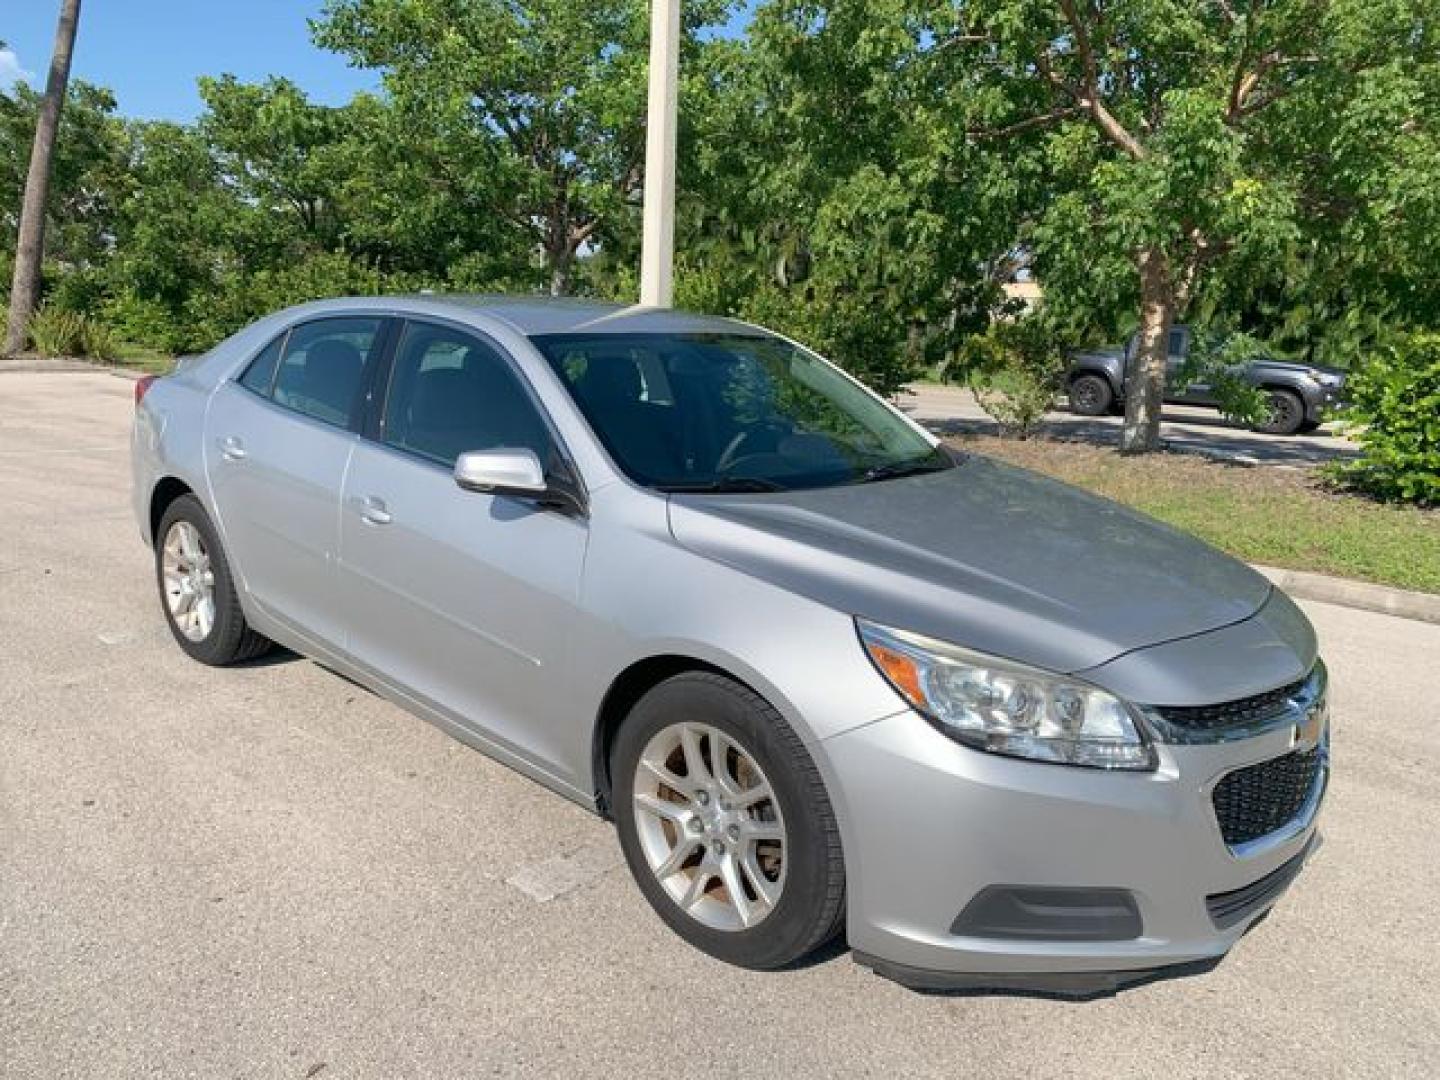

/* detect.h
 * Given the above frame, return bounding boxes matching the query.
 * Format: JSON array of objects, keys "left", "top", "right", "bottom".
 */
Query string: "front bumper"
[
  {"left": 1305, "top": 382, "right": 1347, "bottom": 423},
  {"left": 823, "top": 709, "right": 1325, "bottom": 993}
]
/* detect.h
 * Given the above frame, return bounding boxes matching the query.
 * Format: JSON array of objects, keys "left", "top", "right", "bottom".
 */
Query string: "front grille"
[
  {"left": 1152, "top": 674, "right": 1309, "bottom": 736},
  {"left": 1212, "top": 747, "right": 1324, "bottom": 847}
]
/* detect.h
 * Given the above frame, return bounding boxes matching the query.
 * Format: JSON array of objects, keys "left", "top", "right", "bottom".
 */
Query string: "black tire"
[
  {"left": 1297, "top": 418, "right": 1322, "bottom": 434},
  {"left": 611, "top": 672, "right": 845, "bottom": 970},
  {"left": 1254, "top": 388, "right": 1306, "bottom": 435},
  {"left": 155, "top": 494, "right": 272, "bottom": 666},
  {"left": 1068, "top": 373, "right": 1114, "bottom": 416}
]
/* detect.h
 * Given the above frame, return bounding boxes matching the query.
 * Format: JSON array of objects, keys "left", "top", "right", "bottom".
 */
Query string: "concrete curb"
[
  {"left": 1254, "top": 564, "right": 1440, "bottom": 626},
  {"left": 0, "top": 357, "right": 147, "bottom": 379}
]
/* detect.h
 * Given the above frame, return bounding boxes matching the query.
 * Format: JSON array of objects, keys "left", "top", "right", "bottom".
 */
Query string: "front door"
[
  {"left": 206, "top": 315, "right": 389, "bottom": 645},
  {"left": 336, "top": 320, "right": 590, "bottom": 782},
  {"left": 1166, "top": 327, "right": 1216, "bottom": 403}
]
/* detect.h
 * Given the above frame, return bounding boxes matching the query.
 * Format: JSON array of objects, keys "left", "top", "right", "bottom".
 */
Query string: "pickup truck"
[{"left": 1067, "top": 326, "right": 1347, "bottom": 435}]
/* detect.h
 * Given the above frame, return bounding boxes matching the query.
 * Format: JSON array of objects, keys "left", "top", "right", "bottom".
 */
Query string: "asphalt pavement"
[
  {"left": 898, "top": 383, "right": 1359, "bottom": 467},
  {"left": 2, "top": 371, "right": 1437, "bottom": 1078}
]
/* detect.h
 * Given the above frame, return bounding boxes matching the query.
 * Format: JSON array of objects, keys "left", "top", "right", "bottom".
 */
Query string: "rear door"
[
  {"left": 206, "top": 315, "right": 392, "bottom": 646},
  {"left": 1163, "top": 327, "right": 1194, "bottom": 399},
  {"left": 335, "top": 319, "right": 591, "bottom": 779}
]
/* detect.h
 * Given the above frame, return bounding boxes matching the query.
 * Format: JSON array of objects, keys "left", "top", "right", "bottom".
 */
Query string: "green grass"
[
  {"left": 956, "top": 435, "right": 1440, "bottom": 595},
  {"left": 111, "top": 342, "right": 175, "bottom": 374}
]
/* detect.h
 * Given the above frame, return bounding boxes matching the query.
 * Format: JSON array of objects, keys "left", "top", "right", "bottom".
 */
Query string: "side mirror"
[{"left": 454, "top": 448, "right": 548, "bottom": 498}]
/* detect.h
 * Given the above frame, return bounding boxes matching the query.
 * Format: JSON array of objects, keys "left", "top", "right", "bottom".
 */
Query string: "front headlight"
[{"left": 857, "top": 620, "right": 1156, "bottom": 770}]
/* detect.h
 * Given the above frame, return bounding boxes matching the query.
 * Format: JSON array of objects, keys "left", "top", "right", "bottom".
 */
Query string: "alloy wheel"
[
  {"left": 161, "top": 520, "right": 216, "bottom": 642},
  {"left": 1266, "top": 392, "right": 1301, "bottom": 432},
  {"left": 631, "top": 722, "right": 787, "bottom": 931}
]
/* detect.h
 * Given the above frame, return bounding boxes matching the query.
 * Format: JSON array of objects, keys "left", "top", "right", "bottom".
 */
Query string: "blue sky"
[
  {"left": 2, "top": 1, "right": 380, "bottom": 121},
  {"left": 2, "top": 1, "right": 753, "bottom": 122}
]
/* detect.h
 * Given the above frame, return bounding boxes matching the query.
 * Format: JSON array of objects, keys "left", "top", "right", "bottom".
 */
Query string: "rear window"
[
  {"left": 238, "top": 335, "right": 284, "bottom": 395},
  {"left": 270, "top": 318, "right": 383, "bottom": 429}
]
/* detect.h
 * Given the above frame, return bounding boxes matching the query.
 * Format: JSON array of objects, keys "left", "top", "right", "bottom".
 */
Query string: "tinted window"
[
  {"left": 272, "top": 318, "right": 382, "bottom": 429},
  {"left": 238, "top": 334, "right": 284, "bottom": 395},
  {"left": 536, "top": 332, "right": 949, "bottom": 492},
  {"left": 1168, "top": 329, "right": 1186, "bottom": 355},
  {"left": 382, "top": 323, "right": 553, "bottom": 468}
]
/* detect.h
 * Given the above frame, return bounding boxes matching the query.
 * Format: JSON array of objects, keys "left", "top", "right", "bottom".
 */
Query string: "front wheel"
[
  {"left": 611, "top": 673, "right": 845, "bottom": 969},
  {"left": 1068, "top": 374, "right": 1114, "bottom": 416},
  {"left": 1253, "top": 388, "right": 1306, "bottom": 435},
  {"left": 155, "top": 494, "right": 272, "bottom": 666}
]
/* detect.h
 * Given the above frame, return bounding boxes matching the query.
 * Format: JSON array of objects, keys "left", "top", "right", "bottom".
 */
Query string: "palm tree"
[{"left": 5, "top": 0, "right": 84, "bottom": 356}]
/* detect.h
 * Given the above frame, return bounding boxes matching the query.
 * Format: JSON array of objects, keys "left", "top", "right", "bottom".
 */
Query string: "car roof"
[{"left": 287, "top": 294, "right": 766, "bottom": 339}]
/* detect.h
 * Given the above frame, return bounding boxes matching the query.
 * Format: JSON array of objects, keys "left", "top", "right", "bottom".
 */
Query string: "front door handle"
[
  {"left": 359, "top": 496, "right": 392, "bottom": 526},
  {"left": 219, "top": 435, "right": 247, "bottom": 461}
]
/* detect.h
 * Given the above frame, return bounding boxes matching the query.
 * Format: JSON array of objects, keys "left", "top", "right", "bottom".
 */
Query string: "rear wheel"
[
  {"left": 155, "top": 494, "right": 271, "bottom": 666},
  {"left": 1254, "top": 388, "right": 1305, "bottom": 435},
  {"left": 1068, "top": 374, "right": 1114, "bottom": 416},
  {"left": 611, "top": 672, "right": 845, "bottom": 969}
]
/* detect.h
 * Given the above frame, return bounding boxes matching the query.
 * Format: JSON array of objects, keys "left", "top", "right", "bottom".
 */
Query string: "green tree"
[
  {"left": 671, "top": 0, "right": 1033, "bottom": 393},
  {"left": 1201, "top": 0, "right": 1440, "bottom": 366},
  {"left": 954, "top": 0, "right": 1437, "bottom": 451},
  {"left": 0, "top": 81, "right": 124, "bottom": 279},
  {"left": 5, "top": 0, "right": 86, "bottom": 353},
  {"left": 103, "top": 120, "right": 245, "bottom": 350},
  {"left": 198, "top": 75, "right": 356, "bottom": 253},
  {"left": 315, "top": 0, "right": 730, "bottom": 296}
]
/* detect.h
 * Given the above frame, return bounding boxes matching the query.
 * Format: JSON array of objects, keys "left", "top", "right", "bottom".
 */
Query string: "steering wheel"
[{"left": 715, "top": 422, "right": 791, "bottom": 474}]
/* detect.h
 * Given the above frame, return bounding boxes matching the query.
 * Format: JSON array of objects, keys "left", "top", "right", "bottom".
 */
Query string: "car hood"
[
  {"left": 666, "top": 454, "right": 1273, "bottom": 676},
  {"left": 1252, "top": 358, "right": 1346, "bottom": 380},
  {"left": 1073, "top": 347, "right": 1124, "bottom": 361}
]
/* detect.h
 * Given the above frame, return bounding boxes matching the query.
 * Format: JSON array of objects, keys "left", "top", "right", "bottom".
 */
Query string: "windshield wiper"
[
  {"left": 859, "top": 458, "right": 952, "bottom": 484},
  {"left": 657, "top": 477, "right": 788, "bottom": 494}
]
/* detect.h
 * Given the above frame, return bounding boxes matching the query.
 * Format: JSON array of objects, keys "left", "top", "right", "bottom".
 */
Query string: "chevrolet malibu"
[{"left": 131, "top": 296, "right": 1328, "bottom": 993}]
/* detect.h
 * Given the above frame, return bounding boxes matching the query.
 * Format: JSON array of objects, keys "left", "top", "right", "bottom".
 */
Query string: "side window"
[
  {"left": 382, "top": 323, "right": 553, "bottom": 468},
  {"left": 1168, "top": 329, "right": 1187, "bottom": 356},
  {"left": 238, "top": 334, "right": 285, "bottom": 396},
  {"left": 272, "top": 318, "right": 382, "bottom": 429}
]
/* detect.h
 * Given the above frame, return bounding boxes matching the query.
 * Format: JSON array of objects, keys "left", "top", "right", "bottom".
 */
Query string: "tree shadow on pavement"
[{"left": 919, "top": 413, "right": 1358, "bottom": 468}]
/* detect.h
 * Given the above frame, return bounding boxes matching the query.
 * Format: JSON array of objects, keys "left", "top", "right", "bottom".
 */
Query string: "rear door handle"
[
  {"left": 359, "top": 496, "right": 392, "bottom": 526},
  {"left": 219, "top": 436, "right": 246, "bottom": 461}
]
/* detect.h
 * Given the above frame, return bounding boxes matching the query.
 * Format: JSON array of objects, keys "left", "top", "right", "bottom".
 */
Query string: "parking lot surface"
[
  {"left": 898, "top": 383, "right": 1358, "bottom": 467},
  {"left": 2, "top": 371, "right": 1437, "bottom": 1078}
]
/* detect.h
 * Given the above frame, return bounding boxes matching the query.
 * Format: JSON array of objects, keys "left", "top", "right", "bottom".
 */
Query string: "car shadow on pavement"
[
  {"left": 891, "top": 955, "right": 1226, "bottom": 1003},
  {"left": 235, "top": 645, "right": 303, "bottom": 668},
  {"left": 866, "top": 908, "right": 1274, "bottom": 1002},
  {"left": 790, "top": 937, "right": 1227, "bottom": 1002}
]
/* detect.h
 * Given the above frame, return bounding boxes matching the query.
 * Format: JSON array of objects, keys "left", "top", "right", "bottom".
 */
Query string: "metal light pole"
[{"left": 639, "top": 0, "right": 680, "bottom": 308}]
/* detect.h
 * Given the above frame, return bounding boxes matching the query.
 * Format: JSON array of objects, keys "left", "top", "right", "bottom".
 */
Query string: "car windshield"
[{"left": 534, "top": 332, "right": 951, "bottom": 492}]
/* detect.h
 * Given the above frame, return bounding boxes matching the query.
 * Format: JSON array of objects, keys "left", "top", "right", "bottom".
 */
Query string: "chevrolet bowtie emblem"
[{"left": 1293, "top": 698, "right": 1328, "bottom": 753}]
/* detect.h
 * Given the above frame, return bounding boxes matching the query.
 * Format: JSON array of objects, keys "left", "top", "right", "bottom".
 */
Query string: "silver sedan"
[{"left": 131, "top": 296, "right": 1328, "bottom": 993}]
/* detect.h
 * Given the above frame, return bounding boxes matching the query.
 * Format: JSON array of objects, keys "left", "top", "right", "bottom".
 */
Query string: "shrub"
[
  {"left": 1178, "top": 329, "right": 1269, "bottom": 427},
  {"left": 180, "top": 253, "right": 426, "bottom": 353},
  {"left": 78, "top": 317, "right": 120, "bottom": 361},
  {"left": 103, "top": 291, "right": 191, "bottom": 353},
  {"left": 1334, "top": 333, "right": 1440, "bottom": 506},
  {"left": 26, "top": 305, "right": 121, "bottom": 361},
  {"left": 960, "top": 317, "right": 1069, "bottom": 439},
  {"left": 27, "top": 306, "right": 88, "bottom": 357},
  {"left": 46, "top": 266, "right": 109, "bottom": 317}
]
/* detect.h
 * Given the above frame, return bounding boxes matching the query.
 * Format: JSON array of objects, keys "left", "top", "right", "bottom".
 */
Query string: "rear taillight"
[{"left": 134, "top": 375, "right": 157, "bottom": 406}]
